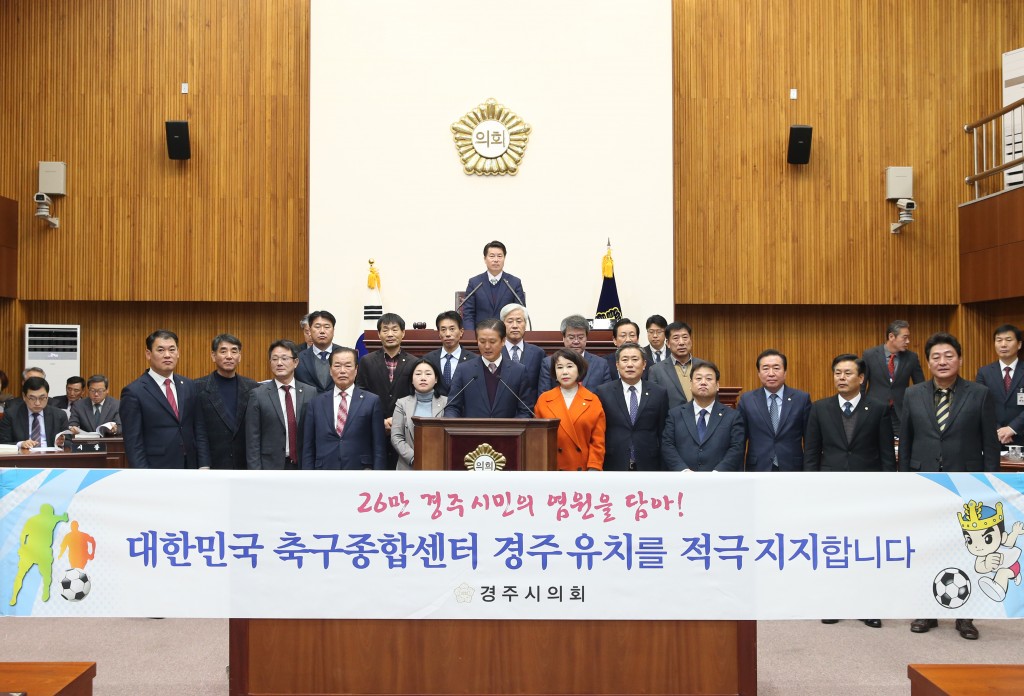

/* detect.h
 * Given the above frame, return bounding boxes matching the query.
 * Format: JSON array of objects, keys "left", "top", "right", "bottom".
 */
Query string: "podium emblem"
[
  {"left": 464, "top": 443, "right": 507, "bottom": 472},
  {"left": 451, "top": 98, "right": 532, "bottom": 176}
]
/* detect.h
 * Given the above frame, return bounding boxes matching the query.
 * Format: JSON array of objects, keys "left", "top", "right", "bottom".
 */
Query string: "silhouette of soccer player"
[
  {"left": 9, "top": 503, "right": 68, "bottom": 605},
  {"left": 58, "top": 520, "right": 96, "bottom": 570}
]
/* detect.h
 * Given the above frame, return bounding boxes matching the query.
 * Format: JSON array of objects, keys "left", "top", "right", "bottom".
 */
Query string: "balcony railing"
[{"left": 964, "top": 96, "right": 1024, "bottom": 200}]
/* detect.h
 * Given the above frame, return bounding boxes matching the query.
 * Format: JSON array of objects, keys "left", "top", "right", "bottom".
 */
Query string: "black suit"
[
  {"left": 594, "top": 380, "right": 669, "bottom": 471},
  {"left": 295, "top": 343, "right": 342, "bottom": 393},
  {"left": 862, "top": 345, "right": 925, "bottom": 432},
  {"left": 899, "top": 378, "right": 999, "bottom": 472},
  {"left": 662, "top": 401, "right": 746, "bottom": 472},
  {"left": 120, "top": 372, "right": 211, "bottom": 469},
  {"left": 0, "top": 402, "right": 68, "bottom": 447},
  {"left": 356, "top": 349, "right": 417, "bottom": 469},
  {"left": 803, "top": 396, "right": 896, "bottom": 472},
  {"left": 194, "top": 372, "right": 258, "bottom": 469},
  {"left": 976, "top": 360, "right": 1024, "bottom": 445},
  {"left": 423, "top": 348, "right": 477, "bottom": 396}
]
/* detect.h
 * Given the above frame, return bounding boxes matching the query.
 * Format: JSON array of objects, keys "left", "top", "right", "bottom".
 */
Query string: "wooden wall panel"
[
  {"left": 673, "top": 0, "right": 1024, "bottom": 306},
  {"left": 0, "top": 197, "right": 16, "bottom": 298},
  {"left": 0, "top": 299, "right": 25, "bottom": 394}
]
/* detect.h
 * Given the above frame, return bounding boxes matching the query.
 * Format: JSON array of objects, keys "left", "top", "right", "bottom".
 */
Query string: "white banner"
[{"left": 2, "top": 469, "right": 1024, "bottom": 620}]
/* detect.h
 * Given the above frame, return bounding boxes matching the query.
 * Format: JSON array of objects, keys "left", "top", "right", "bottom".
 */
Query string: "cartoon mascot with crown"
[{"left": 959, "top": 501, "right": 1024, "bottom": 602}]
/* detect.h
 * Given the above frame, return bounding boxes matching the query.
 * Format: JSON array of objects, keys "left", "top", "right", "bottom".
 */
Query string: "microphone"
[
  {"left": 497, "top": 375, "right": 534, "bottom": 416},
  {"left": 436, "top": 376, "right": 477, "bottom": 417},
  {"left": 502, "top": 278, "right": 532, "bottom": 331},
  {"left": 456, "top": 282, "right": 484, "bottom": 310}
]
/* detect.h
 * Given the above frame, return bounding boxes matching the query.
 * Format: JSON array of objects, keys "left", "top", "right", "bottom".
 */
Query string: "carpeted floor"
[{"left": 1, "top": 617, "right": 1022, "bottom": 694}]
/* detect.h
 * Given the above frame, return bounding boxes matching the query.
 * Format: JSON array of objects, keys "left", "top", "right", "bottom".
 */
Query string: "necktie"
[
  {"left": 490, "top": 278, "right": 498, "bottom": 286},
  {"left": 769, "top": 393, "right": 780, "bottom": 434},
  {"left": 653, "top": 350, "right": 661, "bottom": 364},
  {"left": 936, "top": 388, "right": 950, "bottom": 432},
  {"left": 628, "top": 386, "right": 638, "bottom": 424},
  {"left": 94, "top": 403, "right": 102, "bottom": 428},
  {"left": 282, "top": 385, "right": 298, "bottom": 460},
  {"left": 887, "top": 353, "right": 896, "bottom": 381},
  {"left": 697, "top": 408, "right": 708, "bottom": 442},
  {"left": 511, "top": 345, "right": 521, "bottom": 363},
  {"left": 843, "top": 402, "right": 853, "bottom": 416},
  {"left": 443, "top": 354, "right": 453, "bottom": 387},
  {"left": 1005, "top": 366, "right": 1012, "bottom": 394},
  {"left": 336, "top": 391, "right": 349, "bottom": 436},
  {"left": 320, "top": 350, "right": 330, "bottom": 362},
  {"left": 488, "top": 362, "right": 497, "bottom": 374},
  {"left": 164, "top": 378, "right": 180, "bottom": 419},
  {"left": 30, "top": 412, "right": 41, "bottom": 444}
]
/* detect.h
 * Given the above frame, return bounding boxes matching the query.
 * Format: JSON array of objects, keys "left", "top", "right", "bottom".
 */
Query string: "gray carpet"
[{"left": 1, "top": 617, "right": 1022, "bottom": 694}]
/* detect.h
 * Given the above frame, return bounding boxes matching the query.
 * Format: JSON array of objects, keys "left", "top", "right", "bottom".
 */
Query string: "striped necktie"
[{"left": 936, "top": 389, "right": 951, "bottom": 432}]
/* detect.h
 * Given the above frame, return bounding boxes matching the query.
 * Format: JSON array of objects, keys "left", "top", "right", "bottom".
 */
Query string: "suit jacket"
[
  {"left": 422, "top": 348, "right": 477, "bottom": 396},
  {"left": 736, "top": 386, "right": 811, "bottom": 471},
  {"left": 444, "top": 358, "right": 533, "bottom": 419},
  {"left": 68, "top": 397, "right": 121, "bottom": 433},
  {"left": 301, "top": 387, "right": 387, "bottom": 470},
  {"left": 802, "top": 396, "right": 896, "bottom": 472},
  {"left": 643, "top": 344, "right": 668, "bottom": 366},
  {"left": 534, "top": 385, "right": 607, "bottom": 471},
  {"left": 539, "top": 351, "right": 613, "bottom": 393},
  {"left": 194, "top": 372, "right": 258, "bottom": 470},
  {"left": 976, "top": 360, "right": 1024, "bottom": 445},
  {"left": 899, "top": 378, "right": 1000, "bottom": 472},
  {"left": 49, "top": 395, "right": 72, "bottom": 410},
  {"left": 390, "top": 393, "right": 447, "bottom": 470},
  {"left": 661, "top": 401, "right": 746, "bottom": 472},
  {"left": 0, "top": 402, "right": 69, "bottom": 447},
  {"left": 120, "top": 372, "right": 210, "bottom": 469},
  {"left": 502, "top": 342, "right": 544, "bottom": 408},
  {"left": 594, "top": 379, "right": 669, "bottom": 471},
  {"left": 462, "top": 271, "right": 525, "bottom": 331},
  {"left": 648, "top": 358, "right": 705, "bottom": 410},
  {"left": 244, "top": 379, "right": 315, "bottom": 470},
  {"left": 294, "top": 343, "right": 342, "bottom": 393},
  {"left": 862, "top": 345, "right": 925, "bottom": 428}
]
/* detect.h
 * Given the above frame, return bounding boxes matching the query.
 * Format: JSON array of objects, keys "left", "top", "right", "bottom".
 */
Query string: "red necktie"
[
  {"left": 1005, "top": 366, "right": 1012, "bottom": 394},
  {"left": 336, "top": 391, "right": 348, "bottom": 436},
  {"left": 164, "top": 378, "right": 180, "bottom": 419},
  {"left": 282, "top": 385, "right": 297, "bottom": 460},
  {"left": 887, "top": 354, "right": 896, "bottom": 380}
]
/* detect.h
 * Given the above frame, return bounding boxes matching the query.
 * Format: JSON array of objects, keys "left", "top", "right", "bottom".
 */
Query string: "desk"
[
  {"left": 68, "top": 436, "right": 126, "bottom": 468},
  {"left": 1000, "top": 456, "right": 1024, "bottom": 473},
  {"left": 0, "top": 450, "right": 111, "bottom": 468},
  {"left": 908, "top": 664, "right": 1024, "bottom": 695},
  {"left": 0, "top": 662, "right": 96, "bottom": 696}
]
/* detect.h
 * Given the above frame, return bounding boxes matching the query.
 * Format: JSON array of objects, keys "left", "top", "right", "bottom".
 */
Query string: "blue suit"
[
  {"left": 539, "top": 351, "right": 612, "bottom": 393},
  {"left": 444, "top": 358, "right": 533, "bottom": 418},
  {"left": 661, "top": 401, "right": 746, "bottom": 472},
  {"left": 736, "top": 386, "right": 811, "bottom": 471},
  {"left": 502, "top": 342, "right": 544, "bottom": 408},
  {"left": 301, "top": 387, "right": 387, "bottom": 470},
  {"left": 121, "top": 372, "right": 211, "bottom": 469},
  {"left": 462, "top": 272, "right": 525, "bottom": 331}
]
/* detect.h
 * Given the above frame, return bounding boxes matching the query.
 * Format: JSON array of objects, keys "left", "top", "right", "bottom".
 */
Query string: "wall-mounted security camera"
[
  {"left": 895, "top": 198, "right": 916, "bottom": 211},
  {"left": 33, "top": 192, "right": 59, "bottom": 228}
]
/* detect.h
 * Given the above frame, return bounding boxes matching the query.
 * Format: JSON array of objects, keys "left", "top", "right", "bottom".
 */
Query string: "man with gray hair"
[
  {"left": 862, "top": 319, "right": 925, "bottom": 432},
  {"left": 539, "top": 314, "right": 612, "bottom": 392},
  {"left": 69, "top": 375, "right": 121, "bottom": 435},
  {"left": 501, "top": 303, "right": 544, "bottom": 407},
  {"left": 299, "top": 314, "right": 314, "bottom": 352}
]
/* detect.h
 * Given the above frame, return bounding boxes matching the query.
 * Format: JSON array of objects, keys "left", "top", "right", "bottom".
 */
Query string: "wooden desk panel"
[
  {"left": 0, "top": 662, "right": 96, "bottom": 696},
  {"left": 0, "top": 451, "right": 110, "bottom": 468},
  {"left": 908, "top": 663, "right": 1024, "bottom": 696}
]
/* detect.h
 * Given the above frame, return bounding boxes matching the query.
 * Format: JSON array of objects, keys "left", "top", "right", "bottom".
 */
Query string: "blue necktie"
[
  {"left": 511, "top": 345, "right": 521, "bottom": 362},
  {"left": 443, "top": 354, "right": 453, "bottom": 387},
  {"left": 697, "top": 408, "right": 708, "bottom": 442},
  {"left": 843, "top": 402, "right": 853, "bottom": 416},
  {"left": 628, "top": 386, "right": 638, "bottom": 424},
  {"left": 769, "top": 393, "right": 780, "bottom": 433}
]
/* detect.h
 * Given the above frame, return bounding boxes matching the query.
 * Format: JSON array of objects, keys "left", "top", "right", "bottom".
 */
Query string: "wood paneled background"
[{"left": 0, "top": 1, "right": 1022, "bottom": 398}]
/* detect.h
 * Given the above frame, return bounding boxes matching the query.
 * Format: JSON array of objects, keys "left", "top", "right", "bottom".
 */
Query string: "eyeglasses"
[
  {"left": 25, "top": 395, "right": 49, "bottom": 403},
  {"left": 88, "top": 388, "right": 107, "bottom": 395},
  {"left": 270, "top": 356, "right": 296, "bottom": 363}
]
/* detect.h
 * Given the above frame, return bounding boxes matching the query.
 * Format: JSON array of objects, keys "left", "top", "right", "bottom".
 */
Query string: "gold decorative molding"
[
  {"left": 451, "top": 98, "right": 532, "bottom": 176},
  {"left": 463, "top": 443, "right": 508, "bottom": 471}
]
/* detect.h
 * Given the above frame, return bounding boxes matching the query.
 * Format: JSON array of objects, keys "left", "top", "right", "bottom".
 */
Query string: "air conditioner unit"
[
  {"left": 1004, "top": 47, "right": 1024, "bottom": 188},
  {"left": 24, "top": 324, "right": 81, "bottom": 391}
]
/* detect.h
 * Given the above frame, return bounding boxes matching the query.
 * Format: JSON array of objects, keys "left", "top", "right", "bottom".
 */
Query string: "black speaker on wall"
[
  {"left": 786, "top": 125, "right": 812, "bottom": 165},
  {"left": 165, "top": 121, "right": 191, "bottom": 160}
]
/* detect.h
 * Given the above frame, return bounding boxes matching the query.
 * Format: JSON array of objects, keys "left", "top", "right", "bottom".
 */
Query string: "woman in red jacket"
[{"left": 534, "top": 348, "right": 606, "bottom": 471}]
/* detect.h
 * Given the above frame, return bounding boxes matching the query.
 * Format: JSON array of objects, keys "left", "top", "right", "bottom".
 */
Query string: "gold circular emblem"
[
  {"left": 464, "top": 443, "right": 507, "bottom": 472},
  {"left": 451, "top": 98, "right": 531, "bottom": 176}
]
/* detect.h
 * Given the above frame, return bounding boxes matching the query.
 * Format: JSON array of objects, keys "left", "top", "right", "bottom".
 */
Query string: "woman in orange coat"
[{"left": 534, "top": 348, "right": 606, "bottom": 471}]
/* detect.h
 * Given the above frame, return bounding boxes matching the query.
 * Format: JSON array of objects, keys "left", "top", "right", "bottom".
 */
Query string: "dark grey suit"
[
  {"left": 803, "top": 396, "right": 896, "bottom": 472},
  {"left": 195, "top": 372, "right": 258, "bottom": 469},
  {"left": 0, "top": 402, "right": 68, "bottom": 447},
  {"left": 648, "top": 358, "right": 705, "bottom": 410},
  {"left": 976, "top": 360, "right": 1024, "bottom": 445},
  {"left": 502, "top": 342, "right": 544, "bottom": 408},
  {"left": 244, "top": 379, "right": 315, "bottom": 469},
  {"left": 594, "top": 379, "right": 669, "bottom": 471},
  {"left": 539, "top": 351, "right": 612, "bottom": 392},
  {"left": 661, "top": 401, "right": 746, "bottom": 472},
  {"left": 294, "top": 343, "right": 342, "bottom": 393},
  {"left": 862, "top": 345, "right": 925, "bottom": 432},
  {"left": 423, "top": 348, "right": 477, "bottom": 396},
  {"left": 69, "top": 397, "right": 121, "bottom": 433},
  {"left": 898, "top": 378, "right": 999, "bottom": 472}
]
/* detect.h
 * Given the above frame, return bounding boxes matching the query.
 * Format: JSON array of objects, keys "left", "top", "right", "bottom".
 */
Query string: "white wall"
[{"left": 310, "top": 0, "right": 673, "bottom": 343}]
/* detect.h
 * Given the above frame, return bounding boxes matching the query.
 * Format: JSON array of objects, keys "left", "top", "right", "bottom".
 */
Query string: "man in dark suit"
[
  {"left": 901, "top": 332, "right": 998, "bottom": 640},
  {"left": 49, "top": 376, "right": 85, "bottom": 416},
  {"left": 539, "top": 315, "right": 612, "bottom": 392},
  {"left": 662, "top": 361, "right": 745, "bottom": 472},
  {"left": 302, "top": 346, "right": 387, "bottom": 470},
  {"left": 976, "top": 324, "right": 1024, "bottom": 446},
  {"left": 604, "top": 318, "right": 643, "bottom": 379},
  {"left": 737, "top": 349, "right": 811, "bottom": 471},
  {"left": 643, "top": 314, "right": 669, "bottom": 366},
  {"left": 119, "top": 329, "right": 210, "bottom": 469},
  {"left": 195, "top": 333, "right": 258, "bottom": 469},
  {"left": 423, "top": 310, "right": 476, "bottom": 396},
  {"left": 0, "top": 376, "right": 69, "bottom": 448},
  {"left": 805, "top": 353, "right": 894, "bottom": 629},
  {"left": 462, "top": 240, "right": 526, "bottom": 331},
  {"left": 69, "top": 374, "right": 121, "bottom": 435},
  {"left": 648, "top": 321, "right": 702, "bottom": 409},
  {"left": 501, "top": 303, "right": 543, "bottom": 408},
  {"left": 245, "top": 340, "right": 314, "bottom": 470},
  {"left": 294, "top": 309, "right": 342, "bottom": 393},
  {"left": 863, "top": 319, "right": 925, "bottom": 433},
  {"left": 595, "top": 343, "right": 669, "bottom": 471},
  {"left": 356, "top": 313, "right": 416, "bottom": 470},
  {"left": 445, "top": 319, "right": 533, "bottom": 419}
]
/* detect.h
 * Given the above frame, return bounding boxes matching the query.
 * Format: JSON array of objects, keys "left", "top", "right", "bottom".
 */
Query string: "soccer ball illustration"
[
  {"left": 59, "top": 568, "right": 91, "bottom": 602},
  {"left": 933, "top": 568, "right": 970, "bottom": 609}
]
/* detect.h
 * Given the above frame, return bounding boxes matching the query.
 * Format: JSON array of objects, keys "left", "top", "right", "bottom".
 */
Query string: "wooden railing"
[{"left": 964, "top": 96, "right": 1024, "bottom": 199}]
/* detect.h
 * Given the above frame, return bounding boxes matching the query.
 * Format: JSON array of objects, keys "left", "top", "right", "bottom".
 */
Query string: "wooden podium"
[{"left": 414, "top": 417, "right": 558, "bottom": 471}]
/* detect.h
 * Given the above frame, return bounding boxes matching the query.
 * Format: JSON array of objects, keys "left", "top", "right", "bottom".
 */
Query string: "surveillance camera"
[
  {"left": 34, "top": 193, "right": 52, "bottom": 217},
  {"left": 895, "top": 198, "right": 916, "bottom": 211},
  {"left": 34, "top": 192, "right": 51, "bottom": 205}
]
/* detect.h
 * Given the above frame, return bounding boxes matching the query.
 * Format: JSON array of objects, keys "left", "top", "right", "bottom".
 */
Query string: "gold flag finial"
[
  {"left": 602, "top": 239, "right": 614, "bottom": 279},
  {"left": 367, "top": 259, "right": 381, "bottom": 290}
]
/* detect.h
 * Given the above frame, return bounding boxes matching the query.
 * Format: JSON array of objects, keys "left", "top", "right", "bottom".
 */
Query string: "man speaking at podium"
[
  {"left": 461, "top": 241, "right": 525, "bottom": 331},
  {"left": 445, "top": 319, "right": 532, "bottom": 419}
]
